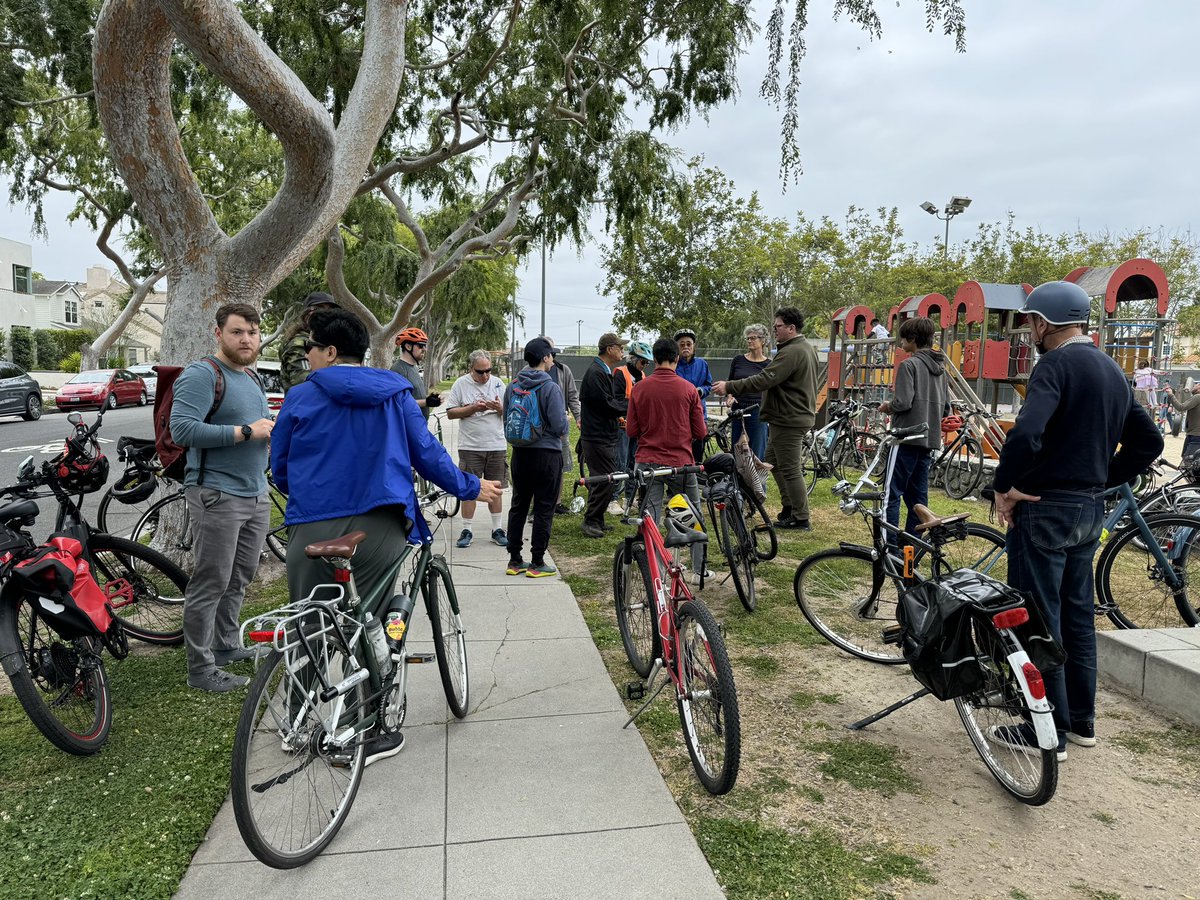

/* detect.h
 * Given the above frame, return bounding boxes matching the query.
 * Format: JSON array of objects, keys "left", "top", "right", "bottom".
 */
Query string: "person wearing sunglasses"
[
  {"left": 446, "top": 350, "right": 509, "bottom": 548},
  {"left": 391, "top": 326, "right": 441, "bottom": 419}
]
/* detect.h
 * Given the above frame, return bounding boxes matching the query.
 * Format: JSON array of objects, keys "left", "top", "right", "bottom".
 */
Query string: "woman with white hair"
[{"left": 725, "top": 323, "right": 770, "bottom": 458}]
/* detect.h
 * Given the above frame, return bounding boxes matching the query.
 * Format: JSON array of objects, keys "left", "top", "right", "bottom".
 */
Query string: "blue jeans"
[
  {"left": 1006, "top": 490, "right": 1105, "bottom": 740},
  {"left": 884, "top": 444, "right": 931, "bottom": 541},
  {"left": 1183, "top": 434, "right": 1200, "bottom": 460},
  {"left": 731, "top": 405, "right": 768, "bottom": 459}
]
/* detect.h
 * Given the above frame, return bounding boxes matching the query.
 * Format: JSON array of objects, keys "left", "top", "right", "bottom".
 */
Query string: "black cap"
[
  {"left": 524, "top": 337, "right": 555, "bottom": 367},
  {"left": 303, "top": 291, "right": 338, "bottom": 311}
]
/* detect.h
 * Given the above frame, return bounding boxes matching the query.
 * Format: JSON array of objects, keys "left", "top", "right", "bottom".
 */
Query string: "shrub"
[
  {"left": 10, "top": 326, "right": 34, "bottom": 370},
  {"left": 60, "top": 351, "right": 81, "bottom": 373},
  {"left": 34, "top": 330, "right": 62, "bottom": 370},
  {"left": 0, "top": 330, "right": 7, "bottom": 359},
  {"left": 56, "top": 329, "right": 94, "bottom": 357}
]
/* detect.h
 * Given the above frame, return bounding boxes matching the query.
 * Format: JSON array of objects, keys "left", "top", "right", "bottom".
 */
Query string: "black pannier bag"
[{"left": 896, "top": 569, "right": 1065, "bottom": 701}]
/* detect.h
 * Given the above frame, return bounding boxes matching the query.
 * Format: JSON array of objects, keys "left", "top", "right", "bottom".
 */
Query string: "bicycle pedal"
[
  {"left": 408, "top": 652, "right": 435, "bottom": 664},
  {"left": 625, "top": 682, "right": 646, "bottom": 701},
  {"left": 881, "top": 623, "right": 903, "bottom": 644}
]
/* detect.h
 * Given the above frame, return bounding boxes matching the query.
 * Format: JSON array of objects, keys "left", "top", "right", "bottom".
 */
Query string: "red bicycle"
[{"left": 585, "top": 464, "right": 740, "bottom": 795}]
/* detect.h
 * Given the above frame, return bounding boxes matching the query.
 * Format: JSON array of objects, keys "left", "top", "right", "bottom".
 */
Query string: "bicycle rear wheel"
[
  {"left": 426, "top": 556, "right": 470, "bottom": 717},
  {"left": 916, "top": 523, "right": 1008, "bottom": 582},
  {"left": 88, "top": 533, "right": 188, "bottom": 645},
  {"left": 675, "top": 599, "right": 740, "bottom": 795},
  {"left": 1095, "top": 513, "right": 1200, "bottom": 628},
  {"left": 716, "top": 501, "right": 756, "bottom": 613},
  {"left": 739, "top": 485, "right": 778, "bottom": 561},
  {"left": 264, "top": 482, "right": 289, "bottom": 562},
  {"left": 943, "top": 436, "right": 984, "bottom": 500},
  {"left": 232, "top": 648, "right": 367, "bottom": 868},
  {"left": 0, "top": 597, "right": 112, "bottom": 754},
  {"left": 833, "top": 430, "right": 882, "bottom": 486},
  {"left": 131, "top": 491, "right": 194, "bottom": 576},
  {"left": 954, "top": 619, "right": 1057, "bottom": 805},
  {"left": 97, "top": 476, "right": 170, "bottom": 538},
  {"left": 613, "top": 540, "right": 659, "bottom": 678},
  {"left": 793, "top": 547, "right": 905, "bottom": 664}
]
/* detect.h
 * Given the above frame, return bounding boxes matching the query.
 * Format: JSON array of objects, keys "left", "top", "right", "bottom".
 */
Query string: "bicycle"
[
  {"left": 96, "top": 435, "right": 176, "bottom": 537},
  {"left": 928, "top": 404, "right": 989, "bottom": 500},
  {"left": 231, "top": 504, "right": 469, "bottom": 867},
  {"left": 801, "top": 399, "right": 881, "bottom": 494},
  {"left": 415, "top": 413, "right": 460, "bottom": 521},
  {"left": 596, "top": 464, "right": 741, "bottom": 795}
]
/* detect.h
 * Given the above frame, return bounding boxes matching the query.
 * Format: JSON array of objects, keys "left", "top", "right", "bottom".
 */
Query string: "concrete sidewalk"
[{"left": 175, "top": 506, "right": 723, "bottom": 898}]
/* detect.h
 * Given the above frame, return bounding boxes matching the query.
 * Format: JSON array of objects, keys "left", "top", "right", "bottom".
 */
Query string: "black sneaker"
[
  {"left": 364, "top": 730, "right": 405, "bottom": 767},
  {"left": 1066, "top": 723, "right": 1096, "bottom": 748},
  {"left": 554, "top": 503, "right": 570, "bottom": 515},
  {"left": 776, "top": 517, "right": 812, "bottom": 531},
  {"left": 581, "top": 522, "right": 605, "bottom": 539},
  {"left": 774, "top": 506, "right": 792, "bottom": 526}
]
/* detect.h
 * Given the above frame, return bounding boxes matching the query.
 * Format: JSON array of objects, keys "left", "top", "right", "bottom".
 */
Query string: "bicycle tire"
[
  {"left": 717, "top": 502, "right": 756, "bottom": 613},
  {"left": 793, "top": 547, "right": 905, "bottom": 664},
  {"left": 417, "top": 475, "right": 461, "bottom": 522},
  {"left": 0, "top": 597, "right": 112, "bottom": 755},
  {"left": 131, "top": 491, "right": 194, "bottom": 575},
  {"left": 613, "top": 541, "right": 659, "bottom": 678},
  {"left": 426, "top": 556, "right": 470, "bottom": 717},
  {"left": 954, "top": 618, "right": 1057, "bottom": 805},
  {"left": 833, "top": 430, "right": 882, "bottom": 486},
  {"left": 739, "top": 484, "right": 778, "bottom": 562},
  {"left": 265, "top": 483, "right": 289, "bottom": 562},
  {"left": 87, "top": 532, "right": 187, "bottom": 645},
  {"left": 96, "top": 477, "right": 169, "bottom": 539},
  {"left": 675, "top": 599, "right": 740, "bottom": 795},
  {"left": 232, "top": 648, "right": 367, "bottom": 868},
  {"left": 802, "top": 439, "right": 822, "bottom": 495},
  {"left": 943, "top": 436, "right": 984, "bottom": 500},
  {"left": 1095, "top": 512, "right": 1200, "bottom": 629},
  {"left": 916, "top": 522, "right": 1008, "bottom": 583}
]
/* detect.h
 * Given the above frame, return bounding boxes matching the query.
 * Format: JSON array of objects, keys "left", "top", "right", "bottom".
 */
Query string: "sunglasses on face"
[
  {"left": 303, "top": 340, "right": 330, "bottom": 352},
  {"left": 472, "top": 367, "right": 493, "bottom": 376}
]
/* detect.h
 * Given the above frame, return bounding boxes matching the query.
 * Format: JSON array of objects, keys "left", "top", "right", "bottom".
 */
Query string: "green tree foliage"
[
  {"left": 10, "top": 326, "right": 34, "bottom": 370},
  {"left": 59, "top": 350, "right": 80, "bottom": 373},
  {"left": 33, "top": 329, "right": 60, "bottom": 369}
]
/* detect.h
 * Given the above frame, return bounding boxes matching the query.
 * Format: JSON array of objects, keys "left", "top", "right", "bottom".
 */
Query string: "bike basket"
[
  {"left": 10, "top": 536, "right": 115, "bottom": 639},
  {"left": 896, "top": 579, "right": 984, "bottom": 701}
]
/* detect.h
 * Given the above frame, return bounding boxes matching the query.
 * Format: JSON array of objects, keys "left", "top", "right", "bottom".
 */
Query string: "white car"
[
  {"left": 128, "top": 363, "right": 158, "bottom": 400},
  {"left": 255, "top": 360, "right": 285, "bottom": 416}
]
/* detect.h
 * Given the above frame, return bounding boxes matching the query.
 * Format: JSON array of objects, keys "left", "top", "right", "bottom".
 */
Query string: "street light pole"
[
  {"left": 540, "top": 239, "right": 547, "bottom": 337},
  {"left": 577, "top": 318, "right": 584, "bottom": 350},
  {"left": 919, "top": 196, "right": 972, "bottom": 261}
]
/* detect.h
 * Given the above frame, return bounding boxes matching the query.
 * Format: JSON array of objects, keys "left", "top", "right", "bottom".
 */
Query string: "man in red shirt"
[{"left": 626, "top": 337, "right": 709, "bottom": 578}]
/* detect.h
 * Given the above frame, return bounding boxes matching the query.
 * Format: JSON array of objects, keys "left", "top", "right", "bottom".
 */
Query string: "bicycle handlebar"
[
  {"left": 723, "top": 403, "right": 760, "bottom": 419},
  {"left": 888, "top": 422, "right": 928, "bottom": 439},
  {"left": 578, "top": 464, "right": 704, "bottom": 487}
]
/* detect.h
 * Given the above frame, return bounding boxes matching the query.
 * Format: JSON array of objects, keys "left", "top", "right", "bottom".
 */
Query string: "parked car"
[
  {"left": 55, "top": 369, "right": 148, "bottom": 411},
  {"left": 128, "top": 363, "right": 158, "bottom": 400},
  {"left": 0, "top": 361, "right": 44, "bottom": 421},
  {"left": 255, "top": 360, "right": 285, "bottom": 416}
]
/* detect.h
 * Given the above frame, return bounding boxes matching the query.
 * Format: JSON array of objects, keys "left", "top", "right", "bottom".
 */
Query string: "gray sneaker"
[
  {"left": 213, "top": 646, "right": 257, "bottom": 666},
  {"left": 187, "top": 668, "right": 250, "bottom": 693}
]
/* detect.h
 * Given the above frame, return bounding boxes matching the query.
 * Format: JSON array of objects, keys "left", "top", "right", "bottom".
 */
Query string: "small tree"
[
  {"left": 10, "top": 327, "right": 34, "bottom": 370},
  {"left": 34, "top": 330, "right": 62, "bottom": 370}
]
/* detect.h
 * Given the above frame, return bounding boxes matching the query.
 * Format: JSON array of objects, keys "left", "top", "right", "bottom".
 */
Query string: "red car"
[{"left": 55, "top": 369, "right": 148, "bottom": 411}]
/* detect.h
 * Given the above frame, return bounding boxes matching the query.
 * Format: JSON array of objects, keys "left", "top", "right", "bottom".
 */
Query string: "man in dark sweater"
[
  {"left": 878, "top": 317, "right": 948, "bottom": 543},
  {"left": 578, "top": 332, "right": 629, "bottom": 537},
  {"left": 993, "top": 281, "right": 1162, "bottom": 761}
]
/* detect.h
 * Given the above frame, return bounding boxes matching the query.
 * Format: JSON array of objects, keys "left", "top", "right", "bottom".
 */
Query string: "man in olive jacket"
[{"left": 714, "top": 306, "right": 818, "bottom": 529}]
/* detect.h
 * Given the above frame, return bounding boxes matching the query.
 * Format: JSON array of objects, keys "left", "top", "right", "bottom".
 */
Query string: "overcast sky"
[{"left": 3, "top": 1, "right": 1197, "bottom": 348}]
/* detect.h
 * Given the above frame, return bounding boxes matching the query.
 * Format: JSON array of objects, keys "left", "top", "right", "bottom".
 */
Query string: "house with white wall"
[{"left": 0, "top": 236, "right": 38, "bottom": 339}]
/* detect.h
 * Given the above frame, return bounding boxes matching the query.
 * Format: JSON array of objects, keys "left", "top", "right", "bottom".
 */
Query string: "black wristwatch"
[{"left": 240, "top": 424, "right": 253, "bottom": 441}]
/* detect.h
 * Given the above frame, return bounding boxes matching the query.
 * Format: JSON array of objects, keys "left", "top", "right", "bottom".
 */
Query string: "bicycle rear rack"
[{"left": 240, "top": 586, "right": 351, "bottom": 655}]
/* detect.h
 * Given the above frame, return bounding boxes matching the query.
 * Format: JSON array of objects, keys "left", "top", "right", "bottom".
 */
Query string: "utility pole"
[
  {"left": 540, "top": 239, "right": 547, "bottom": 337},
  {"left": 919, "top": 196, "right": 972, "bottom": 261},
  {"left": 577, "top": 319, "right": 584, "bottom": 350}
]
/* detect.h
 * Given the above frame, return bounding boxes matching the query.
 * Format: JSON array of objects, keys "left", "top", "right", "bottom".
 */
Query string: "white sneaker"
[{"left": 607, "top": 501, "right": 625, "bottom": 516}]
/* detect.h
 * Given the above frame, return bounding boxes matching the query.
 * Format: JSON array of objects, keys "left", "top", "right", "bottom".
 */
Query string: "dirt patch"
[{"left": 560, "top": 542, "right": 1200, "bottom": 899}]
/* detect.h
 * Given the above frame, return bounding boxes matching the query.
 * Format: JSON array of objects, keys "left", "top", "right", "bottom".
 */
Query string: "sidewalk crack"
[{"left": 471, "top": 594, "right": 517, "bottom": 709}]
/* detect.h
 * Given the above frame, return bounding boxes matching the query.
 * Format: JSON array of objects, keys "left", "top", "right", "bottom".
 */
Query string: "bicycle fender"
[
  {"left": 837, "top": 542, "right": 876, "bottom": 557},
  {"left": 1006, "top": 646, "right": 1057, "bottom": 750}
]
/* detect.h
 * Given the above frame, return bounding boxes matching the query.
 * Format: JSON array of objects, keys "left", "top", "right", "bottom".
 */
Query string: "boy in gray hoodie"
[{"left": 878, "top": 317, "right": 949, "bottom": 543}]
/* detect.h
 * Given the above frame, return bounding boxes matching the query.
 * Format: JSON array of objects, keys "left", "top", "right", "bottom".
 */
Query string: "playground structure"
[{"left": 825, "top": 258, "right": 1176, "bottom": 462}]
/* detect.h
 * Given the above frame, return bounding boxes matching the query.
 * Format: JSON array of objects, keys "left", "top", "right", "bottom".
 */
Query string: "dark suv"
[{"left": 0, "top": 361, "right": 43, "bottom": 421}]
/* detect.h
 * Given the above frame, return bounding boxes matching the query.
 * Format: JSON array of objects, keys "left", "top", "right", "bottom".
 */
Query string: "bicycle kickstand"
[
  {"left": 623, "top": 658, "right": 670, "bottom": 729},
  {"left": 846, "top": 687, "right": 932, "bottom": 731}
]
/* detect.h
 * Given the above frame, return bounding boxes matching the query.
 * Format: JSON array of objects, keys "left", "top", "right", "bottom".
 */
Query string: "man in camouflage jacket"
[{"left": 280, "top": 292, "right": 340, "bottom": 394}]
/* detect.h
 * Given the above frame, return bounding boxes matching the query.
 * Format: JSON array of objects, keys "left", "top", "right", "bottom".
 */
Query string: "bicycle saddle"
[
  {"left": 663, "top": 516, "right": 708, "bottom": 548},
  {"left": 911, "top": 504, "right": 970, "bottom": 534},
  {"left": 304, "top": 531, "right": 367, "bottom": 559}
]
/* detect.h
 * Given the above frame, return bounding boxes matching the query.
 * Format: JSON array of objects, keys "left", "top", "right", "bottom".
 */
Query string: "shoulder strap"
[{"left": 196, "top": 357, "right": 226, "bottom": 487}]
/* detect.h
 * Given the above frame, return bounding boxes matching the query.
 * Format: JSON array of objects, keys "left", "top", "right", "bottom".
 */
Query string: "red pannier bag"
[{"left": 12, "top": 536, "right": 114, "bottom": 638}]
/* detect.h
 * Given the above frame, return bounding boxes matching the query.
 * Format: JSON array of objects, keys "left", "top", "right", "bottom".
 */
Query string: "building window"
[
  {"left": 64, "top": 298, "right": 79, "bottom": 325},
  {"left": 12, "top": 265, "right": 32, "bottom": 294}
]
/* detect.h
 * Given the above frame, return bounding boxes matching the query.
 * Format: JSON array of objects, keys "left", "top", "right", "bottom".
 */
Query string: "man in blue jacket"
[
  {"left": 674, "top": 328, "right": 713, "bottom": 462},
  {"left": 503, "top": 337, "right": 569, "bottom": 578},
  {"left": 271, "top": 309, "right": 501, "bottom": 763}
]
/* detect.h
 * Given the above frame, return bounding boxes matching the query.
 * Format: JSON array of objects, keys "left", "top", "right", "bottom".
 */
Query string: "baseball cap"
[
  {"left": 524, "top": 337, "right": 555, "bottom": 367},
  {"left": 303, "top": 291, "right": 338, "bottom": 311},
  {"left": 541, "top": 336, "right": 560, "bottom": 355},
  {"left": 598, "top": 332, "right": 627, "bottom": 352}
]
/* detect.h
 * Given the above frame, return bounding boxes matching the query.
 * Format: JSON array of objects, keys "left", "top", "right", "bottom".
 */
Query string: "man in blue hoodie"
[
  {"left": 503, "top": 337, "right": 569, "bottom": 578},
  {"left": 674, "top": 328, "right": 713, "bottom": 462},
  {"left": 271, "top": 310, "right": 501, "bottom": 763}
]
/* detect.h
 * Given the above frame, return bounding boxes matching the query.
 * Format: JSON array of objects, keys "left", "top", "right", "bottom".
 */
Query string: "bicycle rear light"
[
  {"left": 1021, "top": 662, "right": 1046, "bottom": 700},
  {"left": 992, "top": 608, "right": 1029, "bottom": 630},
  {"left": 333, "top": 568, "right": 352, "bottom": 584},
  {"left": 249, "top": 630, "right": 282, "bottom": 643}
]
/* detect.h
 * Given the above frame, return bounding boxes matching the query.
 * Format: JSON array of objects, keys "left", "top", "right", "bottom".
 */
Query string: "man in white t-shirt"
[{"left": 446, "top": 349, "right": 509, "bottom": 548}]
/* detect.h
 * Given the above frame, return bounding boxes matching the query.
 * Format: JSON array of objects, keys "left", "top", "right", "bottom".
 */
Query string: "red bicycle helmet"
[
  {"left": 395, "top": 327, "right": 429, "bottom": 347},
  {"left": 941, "top": 414, "right": 964, "bottom": 434},
  {"left": 52, "top": 447, "right": 109, "bottom": 494}
]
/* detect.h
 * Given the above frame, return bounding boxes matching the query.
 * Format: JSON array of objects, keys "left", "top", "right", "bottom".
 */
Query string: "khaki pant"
[{"left": 765, "top": 424, "right": 810, "bottom": 522}]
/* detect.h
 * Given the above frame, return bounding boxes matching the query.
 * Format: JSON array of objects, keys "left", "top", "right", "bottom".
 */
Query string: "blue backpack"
[{"left": 505, "top": 383, "right": 544, "bottom": 446}]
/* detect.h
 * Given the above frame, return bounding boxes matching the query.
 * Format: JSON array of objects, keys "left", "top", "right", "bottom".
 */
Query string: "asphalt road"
[{"left": 0, "top": 404, "right": 157, "bottom": 542}]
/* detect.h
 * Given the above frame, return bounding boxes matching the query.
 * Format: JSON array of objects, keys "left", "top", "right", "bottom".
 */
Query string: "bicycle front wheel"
[
  {"left": 89, "top": 533, "right": 188, "bottom": 645},
  {"left": 954, "top": 619, "right": 1057, "bottom": 805},
  {"left": 131, "top": 491, "right": 194, "bottom": 575},
  {"left": 1095, "top": 513, "right": 1200, "bottom": 628},
  {"left": 264, "top": 482, "right": 289, "bottom": 562},
  {"left": 740, "top": 485, "right": 778, "bottom": 562},
  {"left": 426, "top": 556, "right": 470, "bottom": 717},
  {"left": 97, "top": 477, "right": 168, "bottom": 538},
  {"left": 943, "top": 436, "right": 984, "bottom": 500},
  {"left": 801, "top": 435, "right": 821, "bottom": 495},
  {"left": 833, "top": 430, "right": 881, "bottom": 486},
  {"left": 717, "top": 502, "right": 756, "bottom": 613},
  {"left": 793, "top": 547, "right": 905, "bottom": 664},
  {"left": 0, "top": 597, "right": 112, "bottom": 755},
  {"left": 613, "top": 541, "right": 660, "bottom": 678},
  {"left": 232, "top": 649, "right": 367, "bottom": 868},
  {"left": 675, "top": 599, "right": 740, "bottom": 795},
  {"left": 916, "top": 523, "right": 1008, "bottom": 582}
]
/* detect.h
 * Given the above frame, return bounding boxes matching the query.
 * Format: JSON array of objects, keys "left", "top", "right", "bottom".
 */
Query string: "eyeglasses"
[
  {"left": 772, "top": 322, "right": 787, "bottom": 329},
  {"left": 303, "top": 340, "right": 330, "bottom": 352},
  {"left": 472, "top": 367, "right": 493, "bottom": 376}
]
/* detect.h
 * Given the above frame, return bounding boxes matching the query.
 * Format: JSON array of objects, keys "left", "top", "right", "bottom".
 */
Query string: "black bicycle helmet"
[
  {"left": 1019, "top": 281, "right": 1091, "bottom": 325},
  {"left": 111, "top": 467, "right": 156, "bottom": 504}
]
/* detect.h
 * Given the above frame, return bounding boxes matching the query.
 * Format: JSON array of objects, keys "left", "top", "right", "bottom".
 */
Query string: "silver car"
[
  {"left": 0, "top": 361, "right": 44, "bottom": 420},
  {"left": 128, "top": 363, "right": 158, "bottom": 401}
]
